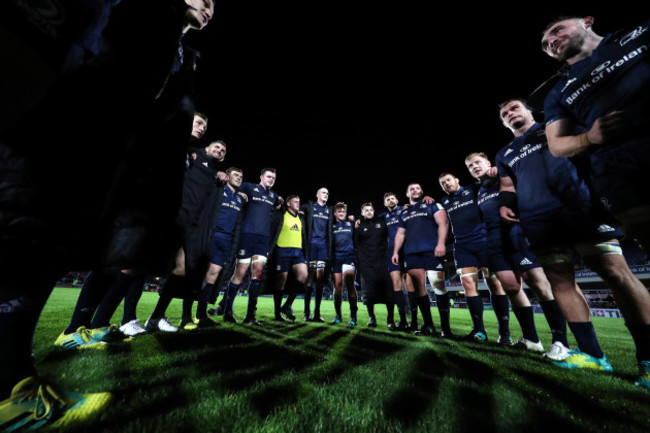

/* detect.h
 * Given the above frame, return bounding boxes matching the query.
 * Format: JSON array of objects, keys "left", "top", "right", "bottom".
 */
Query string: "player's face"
[
  {"left": 439, "top": 175, "right": 459, "bottom": 194},
  {"left": 361, "top": 205, "right": 374, "bottom": 219},
  {"left": 260, "top": 171, "right": 276, "bottom": 188},
  {"left": 191, "top": 115, "right": 207, "bottom": 139},
  {"left": 185, "top": 0, "right": 214, "bottom": 31},
  {"left": 384, "top": 195, "right": 398, "bottom": 209},
  {"left": 287, "top": 197, "right": 300, "bottom": 212},
  {"left": 465, "top": 156, "right": 491, "bottom": 179},
  {"left": 227, "top": 170, "right": 243, "bottom": 188},
  {"left": 317, "top": 188, "right": 329, "bottom": 203},
  {"left": 206, "top": 142, "right": 226, "bottom": 161},
  {"left": 406, "top": 184, "right": 423, "bottom": 201},
  {"left": 334, "top": 207, "right": 347, "bottom": 221},
  {"left": 541, "top": 18, "right": 587, "bottom": 61},
  {"left": 500, "top": 101, "right": 532, "bottom": 131}
]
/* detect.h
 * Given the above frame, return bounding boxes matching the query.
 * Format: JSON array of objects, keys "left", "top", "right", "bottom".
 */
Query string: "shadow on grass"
[
  {"left": 250, "top": 383, "right": 302, "bottom": 418},
  {"left": 509, "top": 364, "right": 650, "bottom": 431},
  {"left": 310, "top": 332, "right": 410, "bottom": 385},
  {"left": 383, "top": 348, "right": 446, "bottom": 426}
]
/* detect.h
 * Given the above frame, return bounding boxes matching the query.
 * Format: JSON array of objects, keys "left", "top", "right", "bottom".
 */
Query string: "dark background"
[{"left": 187, "top": 3, "right": 639, "bottom": 215}]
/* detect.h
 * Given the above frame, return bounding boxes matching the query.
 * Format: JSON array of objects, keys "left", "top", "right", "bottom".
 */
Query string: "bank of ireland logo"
[{"left": 592, "top": 61, "right": 611, "bottom": 77}]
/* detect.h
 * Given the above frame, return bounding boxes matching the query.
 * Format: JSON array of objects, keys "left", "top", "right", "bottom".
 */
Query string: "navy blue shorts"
[
  {"left": 237, "top": 233, "right": 270, "bottom": 259},
  {"left": 521, "top": 206, "right": 624, "bottom": 251},
  {"left": 486, "top": 226, "right": 539, "bottom": 272},
  {"left": 274, "top": 247, "right": 306, "bottom": 272},
  {"left": 453, "top": 237, "right": 488, "bottom": 269},
  {"left": 309, "top": 239, "right": 329, "bottom": 262},
  {"left": 209, "top": 232, "right": 234, "bottom": 267},
  {"left": 590, "top": 139, "right": 650, "bottom": 215},
  {"left": 404, "top": 251, "right": 443, "bottom": 271},
  {"left": 332, "top": 252, "right": 355, "bottom": 273},
  {"left": 387, "top": 248, "right": 404, "bottom": 273}
]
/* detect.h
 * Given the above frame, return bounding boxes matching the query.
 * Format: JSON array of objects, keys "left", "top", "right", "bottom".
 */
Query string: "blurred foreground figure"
[{"left": 0, "top": 0, "right": 216, "bottom": 429}]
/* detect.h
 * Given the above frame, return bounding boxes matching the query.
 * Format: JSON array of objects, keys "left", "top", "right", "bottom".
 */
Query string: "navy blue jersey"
[
  {"left": 544, "top": 21, "right": 650, "bottom": 214},
  {"left": 544, "top": 20, "right": 650, "bottom": 139},
  {"left": 332, "top": 219, "right": 355, "bottom": 256},
  {"left": 238, "top": 182, "right": 279, "bottom": 236},
  {"left": 379, "top": 206, "right": 403, "bottom": 249},
  {"left": 439, "top": 186, "right": 486, "bottom": 242},
  {"left": 495, "top": 122, "right": 592, "bottom": 220},
  {"left": 213, "top": 186, "right": 243, "bottom": 235},
  {"left": 397, "top": 201, "right": 445, "bottom": 255},
  {"left": 309, "top": 202, "right": 330, "bottom": 241},
  {"left": 476, "top": 177, "right": 501, "bottom": 232}
]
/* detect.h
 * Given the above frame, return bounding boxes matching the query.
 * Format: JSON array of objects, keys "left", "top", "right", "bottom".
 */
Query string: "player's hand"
[
  {"left": 216, "top": 171, "right": 228, "bottom": 183},
  {"left": 499, "top": 206, "right": 519, "bottom": 223}
]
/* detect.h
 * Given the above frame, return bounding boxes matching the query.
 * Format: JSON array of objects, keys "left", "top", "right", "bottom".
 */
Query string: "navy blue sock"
[
  {"left": 273, "top": 291, "right": 283, "bottom": 317},
  {"left": 466, "top": 295, "right": 485, "bottom": 334},
  {"left": 512, "top": 306, "right": 539, "bottom": 342},
  {"left": 121, "top": 276, "right": 144, "bottom": 324},
  {"left": 625, "top": 322, "right": 650, "bottom": 363},
  {"left": 568, "top": 321, "right": 604, "bottom": 358},
  {"left": 435, "top": 292, "right": 451, "bottom": 333},
  {"left": 65, "top": 272, "right": 115, "bottom": 333},
  {"left": 366, "top": 303, "right": 375, "bottom": 318},
  {"left": 182, "top": 296, "right": 194, "bottom": 319},
  {"left": 224, "top": 282, "right": 240, "bottom": 313},
  {"left": 540, "top": 299, "right": 569, "bottom": 346},
  {"left": 283, "top": 292, "right": 297, "bottom": 309},
  {"left": 91, "top": 272, "right": 137, "bottom": 328},
  {"left": 246, "top": 280, "right": 261, "bottom": 318},
  {"left": 334, "top": 292, "right": 342, "bottom": 316},
  {"left": 407, "top": 292, "right": 418, "bottom": 324},
  {"left": 314, "top": 285, "right": 323, "bottom": 314},
  {"left": 386, "top": 302, "right": 395, "bottom": 323},
  {"left": 304, "top": 284, "right": 313, "bottom": 316},
  {"left": 393, "top": 291, "right": 407, "bottom": 321},
  {"left": 491, "top": 294, "right": 511, "bottom": 338},
  {"left": 417, "top": 295, "right": 435, "bottom": 329}
]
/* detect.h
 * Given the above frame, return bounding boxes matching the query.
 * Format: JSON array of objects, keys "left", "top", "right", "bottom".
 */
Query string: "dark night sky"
[{"left": 187, "top": 3, "right": 638, "bottom": 216}]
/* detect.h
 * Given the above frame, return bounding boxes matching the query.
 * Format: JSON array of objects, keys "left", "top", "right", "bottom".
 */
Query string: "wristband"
[
  {"left": 498, "top": 191, "right": 519, "bottom": 215},
  {"left": 580, "top": 132, "right": 590, "bottom": 147}
]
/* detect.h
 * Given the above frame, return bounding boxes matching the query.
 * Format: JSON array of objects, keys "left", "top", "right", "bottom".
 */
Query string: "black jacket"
[{"left": 0, "top": 0, "right": 194, "bottom": 278}]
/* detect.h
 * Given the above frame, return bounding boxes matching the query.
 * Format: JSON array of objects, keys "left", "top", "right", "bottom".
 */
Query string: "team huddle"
[{"left": 1, "top": 9, "right": 650, "bottom": 432}]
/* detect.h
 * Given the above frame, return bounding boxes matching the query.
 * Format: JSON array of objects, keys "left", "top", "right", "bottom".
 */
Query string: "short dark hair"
[
  {"left": 498, "top": 98, "right": 533, "bottom": 113},
  {"left": 261, "top": 167, "right": 276, "bottom": 175},
  {"left": 194, "top": 111, "right": 208, "bottom": 122},
  {"left": 361, "top": 202, "right": 374, "bottom": 212},
  {"left": 438, "top": 172, "right": 454, "bottom": 180},
  {"left": 226, "top": 167, "right": 242, "bottom": 176},
  {"left": 210, "top": 139, "right": 227, "bottom": 149},
  {"left": 383, "top": 192, "right": 396, "bottom": 200},
  {"left": 286, "top": 195, "right": 300, "bottom": 204},
  {"left": 542, "top": 15, "right": 583, "bottom": 35}
]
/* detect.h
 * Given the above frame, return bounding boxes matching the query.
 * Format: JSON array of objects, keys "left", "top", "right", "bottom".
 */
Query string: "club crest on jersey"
[{"left": 620, "top": 25, "right": 647, "bottom": 46}]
